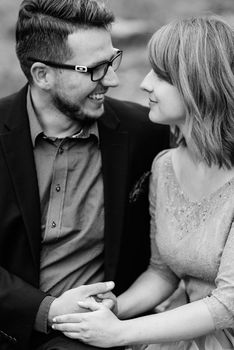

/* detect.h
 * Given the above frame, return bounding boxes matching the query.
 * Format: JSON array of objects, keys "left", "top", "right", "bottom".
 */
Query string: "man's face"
[{"left": 50, "top": 28, "right": 119, "bottom": 122}]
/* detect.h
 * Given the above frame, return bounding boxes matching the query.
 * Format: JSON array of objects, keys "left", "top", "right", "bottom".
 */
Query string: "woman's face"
[{"left": 140, "top": 70, "right": 186, "bottom": 126}]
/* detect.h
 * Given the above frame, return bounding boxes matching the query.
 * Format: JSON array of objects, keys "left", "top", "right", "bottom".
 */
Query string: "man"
[{"left": 0, "top": 0, "right": 169, "bottom": 349}]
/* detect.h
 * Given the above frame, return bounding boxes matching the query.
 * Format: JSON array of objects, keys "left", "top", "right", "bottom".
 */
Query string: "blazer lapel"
[
  {"left": 0, "top": 87, "right": 41, "bottom": 269},
  {"left": 98, "top": 101, "right": 129, "bottom": 281}
]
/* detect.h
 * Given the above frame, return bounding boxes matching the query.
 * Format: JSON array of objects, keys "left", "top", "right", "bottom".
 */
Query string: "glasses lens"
[
  {"left": 92, "top": 51, "right": 123, "bottom": 81},
  {"left": 112, "top": 52, "right": 122, "bottom": 71},
  {"left": 92, "top": 63, "right": 109, "bottom": 81}
]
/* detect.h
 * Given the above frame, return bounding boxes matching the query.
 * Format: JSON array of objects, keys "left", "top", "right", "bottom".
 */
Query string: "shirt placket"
[{"left": 44, "top": 139, "right": 68, "bottom": 241}]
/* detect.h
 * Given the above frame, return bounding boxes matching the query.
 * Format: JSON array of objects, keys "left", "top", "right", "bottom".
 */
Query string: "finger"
[
  {"left": 97, "top": 291, "right": 112, "bottom": 299},
  {"left": 64, "top": 331, "right": 81, "bottom": 340},
  {"left": 78, "top": 298, "right": 103, "bottom": 311},
  {"left": 93, "top": 295, "right": 103, "bottom": 302},
  {"left": 53, "top": 314, "right": 83, "bottom": 323},
  {"left": 85, "top": 281, "right": 115, "bottom": 296},
  {"left": 52, "top": 322, "right": 81, "bottom": 332},
  {"left": 102, "top": 298, "right": 114, "bottom": 309},
  {"left": 96, "top": 293, "right": 105, "bottom": 299}
]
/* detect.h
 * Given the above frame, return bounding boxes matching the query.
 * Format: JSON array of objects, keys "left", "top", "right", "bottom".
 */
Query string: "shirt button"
[
  {"left": 59, "top": 147, "right": 64, "bottom": 154},
  {"left": 56, "top": 185, "right": 61, "bottom": 192},
  {"left": 51, "top": 221, "right": 56, "bottom": 228}
]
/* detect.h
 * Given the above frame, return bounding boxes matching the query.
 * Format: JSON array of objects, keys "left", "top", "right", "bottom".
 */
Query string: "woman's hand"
[
  {"left": 47, "top": 281, "right": 115, "bottom": 326},
  {"left": 95, "top": 291, "right": 118, "bottom": 314},
  {"left": 52, "top": 298, "right": 124, "bottom": 348}
]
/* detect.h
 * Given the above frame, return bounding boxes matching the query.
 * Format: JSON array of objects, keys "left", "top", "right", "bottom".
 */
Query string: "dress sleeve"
[
  {"left": 147, "top": 154, "right": 179, "bottom": 288},
  {"left": 203, "top": 223, "right": 234, "bottom": 329}
]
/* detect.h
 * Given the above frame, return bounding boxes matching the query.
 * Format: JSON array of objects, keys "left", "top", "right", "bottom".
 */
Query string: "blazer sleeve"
[{"left": 0, "top": 265, "right": 47, "bottom": 349}]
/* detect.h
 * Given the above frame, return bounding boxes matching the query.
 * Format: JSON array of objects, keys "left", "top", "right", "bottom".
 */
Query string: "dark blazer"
[{"left": 0, "top": 85, "right": 170, "bottom": 349}]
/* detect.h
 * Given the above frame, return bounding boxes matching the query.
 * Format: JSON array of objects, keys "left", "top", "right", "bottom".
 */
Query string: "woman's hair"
[
  {"left": 149, "top": 14, "right": 234, "bottom": 168},
  {"left": 16, "top": 0, "right": 114, "bottom": 83}
]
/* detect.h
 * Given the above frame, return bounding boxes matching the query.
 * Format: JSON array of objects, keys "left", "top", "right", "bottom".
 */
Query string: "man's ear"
[{"left": 30, "top": 63, "right": 53, "bottom": 90}]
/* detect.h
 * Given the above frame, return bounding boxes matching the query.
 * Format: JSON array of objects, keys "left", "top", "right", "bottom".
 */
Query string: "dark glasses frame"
[{"left": 27, "top": 49, "right": 123, "bottom": 82}]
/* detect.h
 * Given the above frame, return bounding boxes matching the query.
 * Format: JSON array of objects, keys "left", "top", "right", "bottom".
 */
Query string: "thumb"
[
  {"left": 102, "top": 298, "right": 115, "bottom": 309},
  {"left": 78, "top": 298, "right": 103, "bottom": 311},
  {"left": 85, "top": 281, "right": 115, "bottom": 296}
]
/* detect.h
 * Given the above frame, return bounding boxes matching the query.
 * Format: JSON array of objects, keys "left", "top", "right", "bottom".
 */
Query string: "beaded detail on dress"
[{"left": 161, "top": 153, "right": 234, "bottom": 240}]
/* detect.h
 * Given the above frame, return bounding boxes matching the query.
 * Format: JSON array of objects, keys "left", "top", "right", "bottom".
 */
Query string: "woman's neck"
[{"left": 172, "top": 146, "right": 234, "bottom": 202}]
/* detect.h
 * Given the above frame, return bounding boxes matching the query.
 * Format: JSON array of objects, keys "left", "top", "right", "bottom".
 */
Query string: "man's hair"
[
  {"left": 148, "top": 14, "right": 234, "bottom": 168},
  {"left": 16, "top": 0, "right": 115, "bottom": 83}
]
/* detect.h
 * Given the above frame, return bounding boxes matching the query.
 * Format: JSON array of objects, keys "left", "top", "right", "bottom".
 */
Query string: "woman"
[{"left": 51, "top": 15, "right": 234, "bottom": 349}]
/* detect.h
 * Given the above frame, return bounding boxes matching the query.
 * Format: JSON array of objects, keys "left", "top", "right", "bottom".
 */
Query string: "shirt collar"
[
  {"left": 26, "top": 87, "right": 100, "bottom": 147},
  {"left": 27, "top": 87, "right": 43, "bottom": 147}
]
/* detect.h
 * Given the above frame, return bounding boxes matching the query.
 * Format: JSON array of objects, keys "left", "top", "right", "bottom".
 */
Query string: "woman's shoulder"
[
  {"left": 150, "top": 148, "right": 176, "bottom": 187},
  {"left": 151, "top": 148, "right": 175, "bottom": 172}
]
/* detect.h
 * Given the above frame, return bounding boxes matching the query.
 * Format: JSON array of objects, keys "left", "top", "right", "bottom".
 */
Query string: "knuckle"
[
  {"left": 81, "top": 325, "right": 88, "bottom": 332},
  {"left": 83, "top": 332, "right": 91, "bottom": 341}
]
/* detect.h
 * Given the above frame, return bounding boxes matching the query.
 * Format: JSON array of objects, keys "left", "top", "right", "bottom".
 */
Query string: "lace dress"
[{"left": 146, "top": 149, "right": 234, "bottom": 350}]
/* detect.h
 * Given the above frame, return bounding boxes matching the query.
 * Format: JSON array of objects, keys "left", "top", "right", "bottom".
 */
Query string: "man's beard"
[{"left": 51, "top": 91, "right": 97, "bottom": 123}]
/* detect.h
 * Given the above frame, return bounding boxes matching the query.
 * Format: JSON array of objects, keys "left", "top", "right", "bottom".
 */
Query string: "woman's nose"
[{"left": 140, "top": 71, "right": 152, "bottom": 92}]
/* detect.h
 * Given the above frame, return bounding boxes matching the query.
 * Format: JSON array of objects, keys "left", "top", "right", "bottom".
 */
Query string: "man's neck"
[{"left": 30, "top": 86, "right": 82, "bottom": 138}]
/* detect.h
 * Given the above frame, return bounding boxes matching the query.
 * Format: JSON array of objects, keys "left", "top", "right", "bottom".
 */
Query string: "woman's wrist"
[{"left": 114, "top": 320, "right": 132, "bottom": 347}]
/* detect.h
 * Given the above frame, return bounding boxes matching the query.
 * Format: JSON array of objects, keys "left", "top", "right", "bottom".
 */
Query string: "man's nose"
[{"left": 101, "top": 66, "right": 119, "bottom": 87}]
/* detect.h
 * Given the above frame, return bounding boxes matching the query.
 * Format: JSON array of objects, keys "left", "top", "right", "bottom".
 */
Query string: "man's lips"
[
  {"left": 88, "top": 90, "right": 108, "bottom": 101},
  {"left": 88, "top": 93, "right": 105, "bottom": 101}
]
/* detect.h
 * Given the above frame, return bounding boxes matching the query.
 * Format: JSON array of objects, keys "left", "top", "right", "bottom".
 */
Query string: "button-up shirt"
[{"left": 27, "top": 89, "right": 105, "bottom": 298}]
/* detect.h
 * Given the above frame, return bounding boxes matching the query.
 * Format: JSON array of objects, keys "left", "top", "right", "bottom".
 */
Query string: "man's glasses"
[{"left": 27, "top": 49, "right": 123, "bottom": 82}]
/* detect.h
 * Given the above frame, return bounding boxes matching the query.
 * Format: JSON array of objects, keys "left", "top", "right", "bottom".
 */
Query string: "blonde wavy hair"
[{"left": 148, "top": 14, "right": 234, "bottom": 168}]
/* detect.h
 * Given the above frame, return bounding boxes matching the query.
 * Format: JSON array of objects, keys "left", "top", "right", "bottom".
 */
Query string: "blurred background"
[{"left": 1, "top": 0, "right": 234, "bottom": 105}]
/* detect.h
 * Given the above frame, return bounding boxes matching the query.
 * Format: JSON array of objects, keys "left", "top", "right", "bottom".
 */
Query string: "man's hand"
[
  {"left": 48, "top": 281, "right": 114, "bottom": 326},
  {"left": 95, "top": 291, "right": 118, "bottom": 314}
]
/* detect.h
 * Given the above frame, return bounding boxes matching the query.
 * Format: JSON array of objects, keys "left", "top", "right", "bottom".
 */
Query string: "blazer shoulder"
[
  {"left": 0, "top": 92, "right": 18, "bottom": 110},
  {"left": 0, "top": 86, "right": 28, "bottom": 128},
  {"left": 0, "top": 93, "right": 17, "bottom": 127},
  {"left": 0, "top": 85, "right": 28, "bottom": 110},
  {"left": 105, "top": 96, "right": 148, "bottom": 118}
]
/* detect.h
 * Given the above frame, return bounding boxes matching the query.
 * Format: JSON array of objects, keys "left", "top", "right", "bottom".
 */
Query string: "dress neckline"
[{"left": 166, "top": 150, "right": 234, "bottom": 205}]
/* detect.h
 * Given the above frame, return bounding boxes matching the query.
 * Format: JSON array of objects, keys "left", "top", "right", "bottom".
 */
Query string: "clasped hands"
[{"left": 48, "top": 281, "right": 122, "bottom": 348}]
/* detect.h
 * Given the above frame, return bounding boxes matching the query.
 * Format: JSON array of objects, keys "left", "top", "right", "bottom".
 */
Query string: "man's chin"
[{"left": 82, "top": 105, "right": 105, "bottom": 120}]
